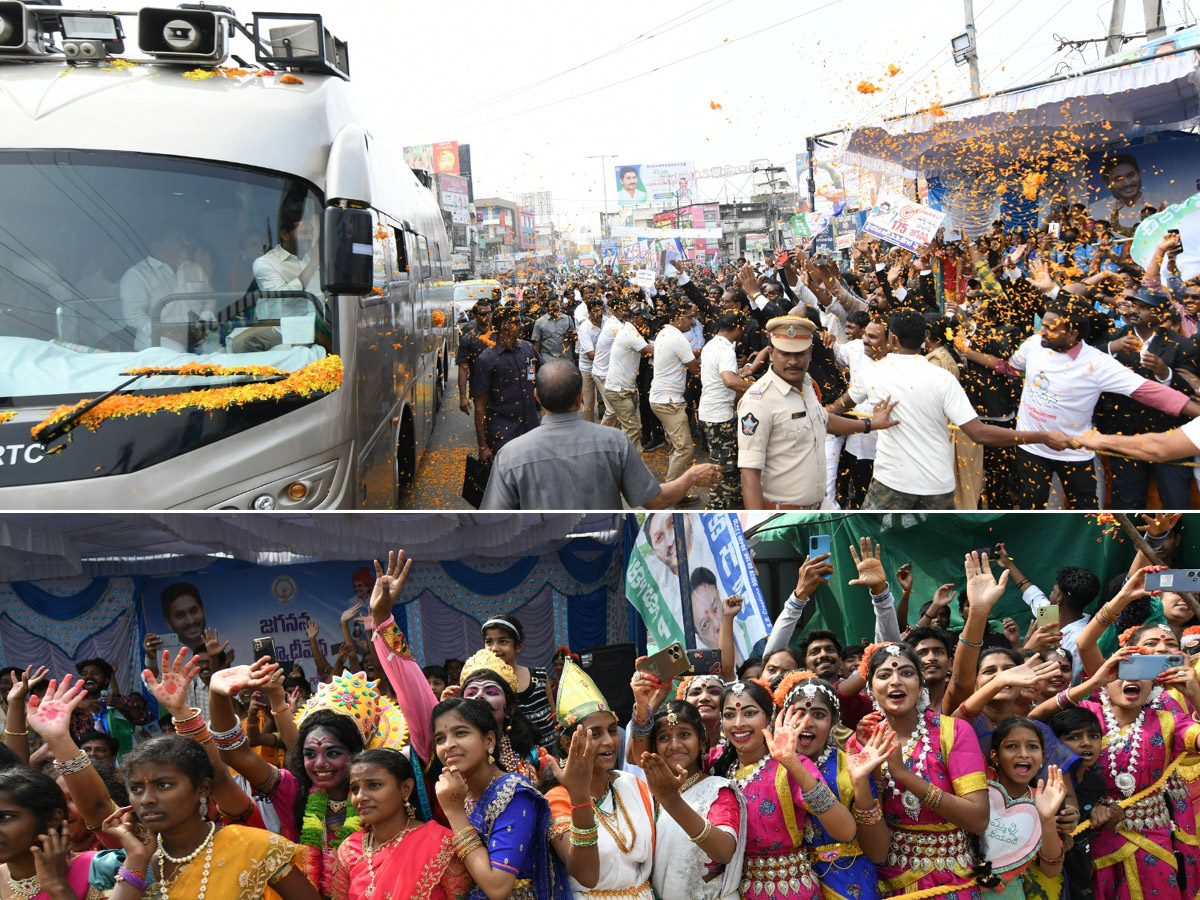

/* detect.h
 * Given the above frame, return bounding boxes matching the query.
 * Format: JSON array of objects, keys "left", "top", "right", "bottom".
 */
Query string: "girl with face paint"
[
  {"left": 639, "top": 701, "right": 746, "bottom": 900},
  {"left": 1028, "top": 636, "right": 1200, "bottom": 900},
  {"left": 772, "top": 673, "right": 894, "bottom": 900},
  {"left": 709, "top": 679, "right": 856, "bottom": 900},
  {"left": 455, "top": 650, "right": 550, "bottom": 785},
  {"left": 863, "top": 641, "right": 989, "bottom": 900}
]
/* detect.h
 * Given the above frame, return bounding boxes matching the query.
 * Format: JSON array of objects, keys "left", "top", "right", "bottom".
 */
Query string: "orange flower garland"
[
  {"left": 33, "top": 356, "right": 343, "bottom": 440},
  {"left": 121, "top": 363, "right": 285, "bottom": 378},
  {"left": 0, "top": 411, "right": 15, "bottom": 425},
  {"left": 771, "top": 670, "right": 819, "bottom": 708}
]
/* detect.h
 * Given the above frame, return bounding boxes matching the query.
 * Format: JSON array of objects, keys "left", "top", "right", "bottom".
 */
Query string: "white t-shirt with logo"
[
  {"left": 591, "top": 316, "right": 623, "bottom": 380},
  {"left": 699, "top": 334, "right": 739, "bottom": 423},
  {"left": 1011, "top": 335, "right": 1147, "bottom": 461},
  {"left": 577, "top": 319, "right": 600, "bottom": 374},
  {"left": 649, "top": 324, "right": 695, "bottom": 404},
  {"left": 605, "top": 321, "right": 649, "bottom": 392},
  {"left": 836, "top": 339, "right": 880, "bottom": 461},
  {"left": 847, "top": 353, "right": 978, "bottom": 495}
]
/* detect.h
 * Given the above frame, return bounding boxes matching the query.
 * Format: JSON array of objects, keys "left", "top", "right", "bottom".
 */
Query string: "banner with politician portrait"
[
  {"left": 615, "top": 161, "right": 694, "bottom": 206},
  {"left": 625, "top": 513, "right": 769, "bottom": 663}
]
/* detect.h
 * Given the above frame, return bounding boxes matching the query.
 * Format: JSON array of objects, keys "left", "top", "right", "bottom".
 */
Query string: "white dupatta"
[{"left": 652, "top": 774, "right": 747, "bottom": 900}]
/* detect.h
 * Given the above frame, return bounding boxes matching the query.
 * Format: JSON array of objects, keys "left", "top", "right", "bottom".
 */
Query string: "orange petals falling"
[
  {"left": 927, "top": 100, "right": 946, "bottom": 117},
  {"left": 856, "top": 81, "right": 880, "bottom": 94},
  {"left": 0, "top": 411, "right": 15, "bottom": 425},
  {"left": 1021, "top": 172, "right": 1046, "bottom": 200},
  {"left": 279, "top": 73, "right": 304, "bottom": 85},
  {"left": 431, "top": 310, "right": 446, "bottom": 327},
  {"left": 709, "top": 100, "right": 723, "bottom": 109},
  {"left": 887, "top": 64, "right": 901, "bottom": 77},
  {"left": 371, "top": 286, "right": 384, "bottom": 296},
  {"left": 33, "top": 356, "right": 344, "bottom": 440}
]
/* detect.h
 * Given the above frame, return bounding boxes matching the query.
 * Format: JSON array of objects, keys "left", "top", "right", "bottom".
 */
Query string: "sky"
[{"left": 65, "top": 0, "right": 1200, "bottom": 235}]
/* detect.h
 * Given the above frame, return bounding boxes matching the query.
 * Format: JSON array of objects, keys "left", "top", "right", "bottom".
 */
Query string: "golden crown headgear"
[
  {"left": 556, "top": 658, "right": 615, "bottom": 728},
  {"left": 460, "top": 648, "right": 519, "bottom": 693},
  {"left": 294, "top": 671, "right": 409, "bottom": 751}
]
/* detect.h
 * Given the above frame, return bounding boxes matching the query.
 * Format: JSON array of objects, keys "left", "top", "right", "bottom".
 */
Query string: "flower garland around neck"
[{"left": 300, "top": 789, "right": 361, "bottom": 851}]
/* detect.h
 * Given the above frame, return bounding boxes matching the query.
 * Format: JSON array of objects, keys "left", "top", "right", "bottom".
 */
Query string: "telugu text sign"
[{"left": 862, "top": 194, "right": 945, "bottom": 251}]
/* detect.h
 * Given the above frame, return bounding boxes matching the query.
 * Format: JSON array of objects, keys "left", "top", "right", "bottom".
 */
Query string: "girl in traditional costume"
[
  {"left": 640, "top": 700, "right": 745, "bottom": 900},
  {"left": 432, "top": 698, "right": 568, "bottom": 900},
  {"left": 209, "top": 659, "right": 407, "bottom": 897},
  {"left": 861, "top": 641, "right": 988, "bottom": 900},
  {"left": 709, "top": 679, "right": 856, "bottom": 900},
  {"left": 771, "top": 672, "right": 894, "bottom": 900},
  {"left": 977, "top": 718, "right": 1067, "bottom": 900},
  {"left": 331, "top": 749, "right": 470, "bottom": 900},
  {"left": 546, "top": 659, "right": 655, "bottom": 900},
  {"left": 104, "top": 737, "right": 316, "bottom": 900},
  {"left": 455, "top": 651, "right": 551, "bottom": 785}
]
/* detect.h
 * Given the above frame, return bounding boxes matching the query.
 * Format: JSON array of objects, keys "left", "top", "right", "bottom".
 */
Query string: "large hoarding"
[
  {"left": 404, "top": 142, "right": 461, "bottom": 175},
  {"left": 614, "top": 162, "right": 695, "bottom": 206},
  {"left": 437, "top": 173, "right": 470, "bottom": 225}
]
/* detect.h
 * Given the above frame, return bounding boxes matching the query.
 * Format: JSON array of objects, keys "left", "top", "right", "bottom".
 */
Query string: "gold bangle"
[
  {"left": 688, "top": 820, "right": 713, "bottom": 844},
  {"left": 3, "top": 728, "right": 29, "bottom": 737}
]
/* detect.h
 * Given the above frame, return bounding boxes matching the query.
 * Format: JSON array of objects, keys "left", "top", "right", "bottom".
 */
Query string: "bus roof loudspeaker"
[
  {"left": 0, "top": 2, "right": 31, "bottom": 51},
  {"left": 138, "top": 7, "right": 228, "bottom": 63},
  {"left": 252, "top": 13, "right": 348, "bottom": 81}
]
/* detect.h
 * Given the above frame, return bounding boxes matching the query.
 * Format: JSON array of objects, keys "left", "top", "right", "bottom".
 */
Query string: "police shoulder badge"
[{"left": 741, "top": 412, "right": 759, "bottom": 435}]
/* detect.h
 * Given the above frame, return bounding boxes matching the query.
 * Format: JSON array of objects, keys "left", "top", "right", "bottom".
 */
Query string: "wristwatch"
[{"left": 862, "top": 418, "right": 872, "bottom": 434}]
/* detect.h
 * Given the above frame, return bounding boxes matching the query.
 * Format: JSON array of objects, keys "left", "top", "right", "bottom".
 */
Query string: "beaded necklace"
[
  {"left": 8, "top": 874, "right": 40, "bottom": 900},
  {"left": 156, "top": 821, "right": 216, "bottom": 900},
  {"left": 732, "top": 753, "right": 770, "bottom": 790},
  {"left": 881, "top": 712, "right": 931, "bottom": 821},
  {"left": 1100, "top": 689, "right": 1146, "bottom": 797},
  {"left": 363, "top": 820, "right": 418, "bottom": 898}
]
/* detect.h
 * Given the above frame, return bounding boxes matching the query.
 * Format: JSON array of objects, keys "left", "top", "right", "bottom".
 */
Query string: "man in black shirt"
[
  {"left": 456, "top": 300, "right": 492, "bottom": 415},
  {"left": 472, "top": 307, "right": 540, "bottom": 463}
]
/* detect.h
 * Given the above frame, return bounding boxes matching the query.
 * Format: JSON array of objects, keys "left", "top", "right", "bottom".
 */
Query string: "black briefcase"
[{"left": 461, "top": 454, "right": 492, "bottom": 508}]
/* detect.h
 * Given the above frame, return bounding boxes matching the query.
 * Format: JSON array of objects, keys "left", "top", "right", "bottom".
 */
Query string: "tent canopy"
[
  {"left": 843, "top": 51, "right": 1200, "bottom": 179},
  {"left": 0, "top": 513, "right": 621, "bottom": 582}
]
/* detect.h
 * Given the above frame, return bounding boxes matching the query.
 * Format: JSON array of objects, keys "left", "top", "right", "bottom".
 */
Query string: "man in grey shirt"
[
  {"left": 531, "top": 296, "right": 575, "bottom": 362},
  {"left": 481, "top": 360, "right": 721, "bottom": 510}
]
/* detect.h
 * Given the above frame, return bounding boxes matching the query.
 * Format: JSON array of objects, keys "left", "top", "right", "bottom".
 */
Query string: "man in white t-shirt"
[
  {"left": 649, "top": 300, "right": 701, "bottom": 484},
  {"left": 575, "top": 298, "right": 605, "bottom": 422},
  {"left": 603, "top": 302, "right": 654, "bottom": 451},
  {"left": 698, "top": 311, "right": 750, "bottom": 508},
  {"left": 590, "top": 301, "right": 625, "bottom": 428},
  {"left": 828, "top": 319, "right": 888, "bottom": 507},
  {"left": 962, "top": 297, "right": 1200, "bottom": 508},
  {"left": 849, "top": 309, "right": 1072, "bottom": 509}
]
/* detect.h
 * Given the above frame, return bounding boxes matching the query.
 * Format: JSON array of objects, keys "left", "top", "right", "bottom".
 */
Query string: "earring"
[
  {"left": 405, "top": 799, "right": 416, "bottom": 818},
  {"left": 917, "top": 688, "right": 931, "bottom": 714},
  {"left": 199, "top": 796, "right": 207, "bottom": 819},
  {"left": 870, "top": 693, "right": 882, "bottom": 713},
  {"left": 505, "top": 723, "right": 512, "bottom": 733},
  {"left": 488, "top": 749, "right": 495, "bottom": 766}
]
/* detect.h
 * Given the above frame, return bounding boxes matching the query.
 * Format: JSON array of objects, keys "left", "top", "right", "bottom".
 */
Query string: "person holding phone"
[{"left": 1027, "top": 643, "right": 1200, "bottom": 900}]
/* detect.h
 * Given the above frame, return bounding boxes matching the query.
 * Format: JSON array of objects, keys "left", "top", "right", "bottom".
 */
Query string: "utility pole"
[
  {"left": 587, "top": 154, "right": 617, "bottom": 238},
  {"left": 962, "top": 0, "right": 981, "bottom": 97},
  {"left": 1142, "top": 0, "right": 1166, "bottom": 39},
  {"left": 1106, "top": 0, "right": 1127, "bottom": 55}
]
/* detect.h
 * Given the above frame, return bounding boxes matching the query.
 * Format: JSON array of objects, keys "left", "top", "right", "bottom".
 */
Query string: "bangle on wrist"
[{"left": 958, "top": 634, "right": 983, "bottom": 649}]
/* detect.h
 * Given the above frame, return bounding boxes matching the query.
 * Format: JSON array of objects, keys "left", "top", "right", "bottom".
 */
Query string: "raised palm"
[
  {"left": 369, "top": 550, "right": 414, "bottom": 622},
  {"left": 847, "top": 724, "right": 898, "bottom": 781},
  {"left": 1034, "top": 766, "right": 1067, "bottom": 819},
  {"left": 210, "top": 661, "right": 276, "bottom": 698},
  {"left": 766, "top": 721, "right": 800, "bottom": 764},
  {"left": 8, "top": 665, "right": 48, "bottom": 705},
  {"left": 144, "top": 648, "right": 200, "bottom": 714},
  {"left": 964, "top": 551, "right": 1008, "bottom": 610},
  {"left": 26, "top": 676, "right": 88, "bottom": 740}
]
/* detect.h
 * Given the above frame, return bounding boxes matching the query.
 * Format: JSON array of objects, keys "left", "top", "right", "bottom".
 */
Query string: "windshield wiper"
[{"left": 33, "top": 371, "right": 287, "bottom": 446}]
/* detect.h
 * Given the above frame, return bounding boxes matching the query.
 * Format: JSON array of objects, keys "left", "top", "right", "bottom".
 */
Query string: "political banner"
[
  {"left": 432, "top": 141, "right": 460, "bottom": 175},
  {"left": 1132, "top": 190, "right": 1200, "bottom": 281},
  {"left": 625, "top": 513, "right": 769, "bottom": 663},
  {"left": 1083, "top": 135, "right": 1200, "bottom": 225},
  {"left": 615, "top": 162, "right": 695, "bottom": 206},
  {"left": 862, "top": 193, "right": 945, "bottom": 251},
  {"left": 791, "top": 212, "right": 833, "bottom": 238},
  {"left": 142, "top": 562, "right": 383, "bottom": 686},
  {"left": 633, "top": 269, "right": 658, "bottom": 290}
]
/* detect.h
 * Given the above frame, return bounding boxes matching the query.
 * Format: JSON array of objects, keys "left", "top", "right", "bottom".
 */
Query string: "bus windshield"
[{"left": 0, "top": 150, "right": 333, "bottom": 401}]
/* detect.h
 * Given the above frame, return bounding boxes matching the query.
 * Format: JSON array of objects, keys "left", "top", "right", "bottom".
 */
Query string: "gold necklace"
[
  {"left": 465, "top": 772, "right": 502, "bottom": 815},
  {"left": 328, "top": 798, "right": 348, "bottom": 812},
  {"left": 678, "top": 771, "right": 705, "bottom": 794},
  {"left": 363, "top": 820, "right": 418, "bottom": 898},
  {"left": 8, "top": 874, "right": 40, "bottom": 900},
  {"left": 592, "top": 780, "right": 636, "bottom": 854}
]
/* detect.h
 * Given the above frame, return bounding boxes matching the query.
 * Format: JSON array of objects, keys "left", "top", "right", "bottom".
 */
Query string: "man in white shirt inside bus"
[{"left": 236, "top": 207, "right": 323, "bottom": 352}]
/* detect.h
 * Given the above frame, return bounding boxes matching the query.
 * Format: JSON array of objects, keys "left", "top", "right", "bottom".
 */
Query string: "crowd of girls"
[{"left": 2, "top": 534, "right": 1200, "bottom": 900}]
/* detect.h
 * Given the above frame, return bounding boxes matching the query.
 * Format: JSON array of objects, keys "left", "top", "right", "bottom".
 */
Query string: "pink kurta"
[
  {"left": 874, "top": 711, "right": 986, "bottom": 900},
  {"left": 1080, "top": 698, "right": 1200, "bottom": 900},
  {"left": 736, "top": 755, "right": 822, "bottom": 900}
]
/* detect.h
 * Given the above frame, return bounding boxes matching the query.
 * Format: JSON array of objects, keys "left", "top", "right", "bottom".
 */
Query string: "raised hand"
[
  {"left": 896, "top": 563, "right": 913, "bottom": 594},
  {"left": 795, "top": 552, "right": 834, "bottom": 598},
  {"left": 547, "top": 727, "right": 599, "bottom": 802},
  {"left": 640, "top": 752, "right": 688, "bottom": 798},
  {"left": 370, "top": 550, "right": 414, "bottom": 624},
  {"left": 304, "top": 617, "right": 320, "bottom": 640},
  {"left": 202, "top": 627, "right": 230, "bottom": 659},
  {"left": 722, "top": 594, "right": 744, "bottom": 620},
  {"left": 209, "top": 658, "right": 279, "bottom": 698},
  {"left": 855, "top": 710, "right": 884, "bottom": 747},
  {"left": 964, "top": 550, "right": 1009, "bottom": 611},
  {"left": 26, "top": 676, "right": 88, "bottom": 740},
  {"left": 1000, "top": 658, "right": 1060, "bottom": 689},
  {"left": 143, "top": 648, "right": 200, "bottom": 715},
  {"left": 1024, "top": 624, "right": 1063, "bottom": 651},
  {"left": 847, "top": 723, "right": 898, "bottom": 781},
  {"left": 765, "top": 707, "right": 801, "bottom": 764},
  {"left": 340, "top": 603, "right": 363, "bottom": 625},
  {"left": 1141, "top": 513, "right": 1182, "bottom": 538},
  {"left": 1002, "top": 618, "right": 1021, "bottom": 648},
  {"left": 7, "top": 665, "right": 49, "bottom": 707},
  {"left": 849, "top": 537, "right": 889, "bottom": 594},
  {"left": 1034, "top": 766, "right": 1068, "bottom": 819}
]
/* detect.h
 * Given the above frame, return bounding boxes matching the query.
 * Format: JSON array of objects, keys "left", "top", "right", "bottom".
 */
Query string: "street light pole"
[
  {"left": 588, "top": 154, "right": 617, "bottom": 237},
  {"left": 962, "top": 0, "right": 981, "bottom": 97}
]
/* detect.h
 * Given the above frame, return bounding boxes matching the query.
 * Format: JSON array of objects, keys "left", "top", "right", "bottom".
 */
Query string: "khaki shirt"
[{"left": 736, "top": 366, "right": 828, "bottom": 506}]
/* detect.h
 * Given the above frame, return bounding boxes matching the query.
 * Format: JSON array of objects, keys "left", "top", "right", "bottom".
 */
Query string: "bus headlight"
[{"left": 285, "top": 482, "right": 309, "bottom": 501}]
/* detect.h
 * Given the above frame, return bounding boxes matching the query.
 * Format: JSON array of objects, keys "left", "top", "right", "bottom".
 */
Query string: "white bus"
[{"left": 0, "top": 3, "right": 454, "bottom": 508}]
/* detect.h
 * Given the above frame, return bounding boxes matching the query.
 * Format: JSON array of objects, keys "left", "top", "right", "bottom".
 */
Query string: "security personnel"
[{"left": 738, "top": 315, "right": 898, "bottom": 509}]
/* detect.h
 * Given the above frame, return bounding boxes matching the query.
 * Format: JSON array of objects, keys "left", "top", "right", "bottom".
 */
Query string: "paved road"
[{"left": 403, "top": 395, "right": 717, "bottom": 510}]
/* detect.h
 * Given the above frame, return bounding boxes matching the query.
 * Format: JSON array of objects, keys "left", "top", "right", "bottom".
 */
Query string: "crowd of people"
[
  {"left": 1, "top": 514, "right": 1199, "bottom": 900},
  {"left": 458, "top": 213, "right": 1200, "bottom": 510}
]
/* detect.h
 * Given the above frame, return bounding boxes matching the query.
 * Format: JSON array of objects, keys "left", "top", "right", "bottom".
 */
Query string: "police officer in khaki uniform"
[{"left": 738, "top": 315, "right": 899, "bottom": 510}]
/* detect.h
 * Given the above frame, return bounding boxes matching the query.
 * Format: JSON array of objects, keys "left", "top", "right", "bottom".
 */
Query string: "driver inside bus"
[
  {"left": 120, "top": 226, "right": 214, "bottom": 351},
  {"left": 233, "top": 206, "right": 322, "bottom": 352}
]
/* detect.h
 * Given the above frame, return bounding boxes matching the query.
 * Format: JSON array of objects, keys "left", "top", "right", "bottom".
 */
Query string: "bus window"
[
  {"left": 392, "top": 226, "right": 409, "bottom": 275},
  {"left": 417, "top": 234, "right": 431, "bottom": 279}
]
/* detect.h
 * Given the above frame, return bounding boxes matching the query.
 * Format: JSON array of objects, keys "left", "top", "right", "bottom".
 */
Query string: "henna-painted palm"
[
  {"left": 26, "top": 676, "right": 88, "bottom": 741},
  {"left": 143, "top": 648, "right": 200, "bottom": 714}
]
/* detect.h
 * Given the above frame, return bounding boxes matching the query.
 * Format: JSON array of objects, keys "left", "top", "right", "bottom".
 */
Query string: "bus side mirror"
[{"left": 321, "top": 207, "right": 373, "bottom": 295}]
